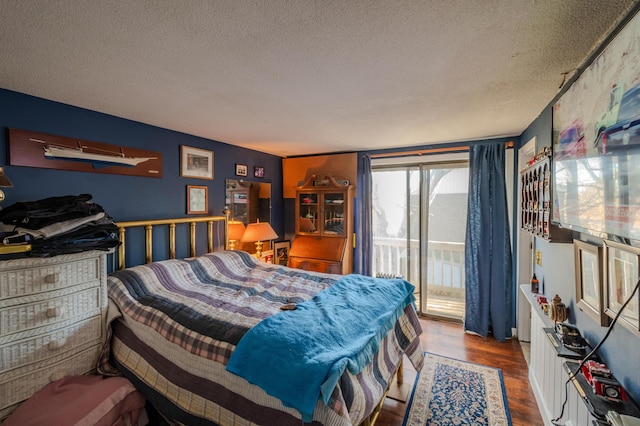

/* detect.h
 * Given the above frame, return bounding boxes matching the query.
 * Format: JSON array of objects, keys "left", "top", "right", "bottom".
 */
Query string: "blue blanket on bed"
[{"left": 225, "top": 274, "right": 415, "bottom": 422}]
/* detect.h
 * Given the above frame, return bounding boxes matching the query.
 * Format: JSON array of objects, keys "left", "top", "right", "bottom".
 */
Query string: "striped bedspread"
[{"left": 98, "top": 250, "right": 424, "bottom": 425}]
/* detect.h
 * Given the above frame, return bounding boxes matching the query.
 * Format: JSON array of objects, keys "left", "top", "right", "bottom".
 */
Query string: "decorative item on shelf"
[
  {"left": 555, "top": 323, "right": 588, "bottom": 354},
  {"left": 227, "top": 220, "right": 246, "bottom": 250},
  {"left": 581, "top": 360, "right": 627, "bottom": 402},
  {"left": 531, "top": 273, "right": 539, "bottom": 293},
  {"left": 536, "top": 294, "right": 549, "bottom": 315},
  {"left": 0, "top": 167, "right": 13, "bottom": 208},
  {"left": 550, "top": 294, "right": 568, "bottom": 323},
  {"left": 273, "top": 240, "right": 290, "bottom": 266},
  {"left": 240, "top": 220, "right": 278, "bottom": 259},
  {"left": 260, "top": 249, "right": 274, "bottom": 264}
]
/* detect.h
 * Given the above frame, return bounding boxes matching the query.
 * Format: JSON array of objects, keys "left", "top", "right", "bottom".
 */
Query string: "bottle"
[{"left": 531, "top": 273, "right": 539, "bottom": 293}]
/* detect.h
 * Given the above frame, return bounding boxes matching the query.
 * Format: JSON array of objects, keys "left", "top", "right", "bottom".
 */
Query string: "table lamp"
[
  {"left": 227, "top": 220, "right": 246, "bottom": 250},
  {"left": 0, "top": 167, "right": 13, "bottom": 208},
  {"left": 240, "top": 220, "right": 278, "bottom": 259}
]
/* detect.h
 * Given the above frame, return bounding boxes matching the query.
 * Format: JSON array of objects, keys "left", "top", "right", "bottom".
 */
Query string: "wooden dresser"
[{"left": 0, "top": 250, "right": 108, "bottom": 419}]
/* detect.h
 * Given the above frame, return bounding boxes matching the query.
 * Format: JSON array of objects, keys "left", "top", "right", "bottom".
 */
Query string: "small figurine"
[
  {"left": 550, "top": 294, "right": 567, "bottom": 323},
  {"left": 581, "top": 360, "right": 627, "bottom": 402}
]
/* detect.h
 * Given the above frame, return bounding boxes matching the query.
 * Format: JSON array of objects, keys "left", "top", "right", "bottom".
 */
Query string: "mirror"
[{"left": 225, "top": 179, "right": 271, "bottom": 225}]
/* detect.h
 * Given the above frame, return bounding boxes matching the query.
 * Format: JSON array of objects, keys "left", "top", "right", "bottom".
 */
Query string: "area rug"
[{"left": 402, "top": 353, "right": 512, "bottom": 426}]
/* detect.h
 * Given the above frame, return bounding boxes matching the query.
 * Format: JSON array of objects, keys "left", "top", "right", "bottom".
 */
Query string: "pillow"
[{"left": 3, "top": 375, "right": 147, "bottom": 426}]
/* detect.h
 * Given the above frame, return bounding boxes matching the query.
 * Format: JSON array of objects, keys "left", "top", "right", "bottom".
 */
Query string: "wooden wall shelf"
[{"left": 520, "top": 153, "right": 573, "bottom": 242}]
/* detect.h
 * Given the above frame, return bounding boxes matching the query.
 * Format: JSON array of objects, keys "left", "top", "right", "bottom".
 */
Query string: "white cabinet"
[
  {"left": 521, "top": 285, "right": 597, "bottom": 426},
  {"left": 0, "top": 251, "right": 108, "bottom": 419}
]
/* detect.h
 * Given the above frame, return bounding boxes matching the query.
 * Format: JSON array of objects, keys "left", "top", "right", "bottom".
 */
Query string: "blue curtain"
[
  {"left": 464, "top": 143, "right": 513, "bottom": 342},
  {"left": 354, "top": 153, "right": 373, "bottom": 276}
]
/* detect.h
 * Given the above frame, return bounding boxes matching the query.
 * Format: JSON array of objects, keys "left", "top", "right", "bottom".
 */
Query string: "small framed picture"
[
  {"left": 235, "top": 163, "right": 248, "bottom": 177},
  {"left": 187, "top": 185, "right": 208, "bottom": 214},
  {"left": 254, "top": 166, "right": 265, "bottom": 178},
  {"left": 274, "top": 240, "right": 291, "bottom": 266},
  {"left": 603, "top": 240, "right": 640, "bottom": 335},
  {"left": 573, "top": 239, "right": 607, "bottom": 326},
  {"left": 260, "top": 249, "right": 274, "bottom": 264},
  {"left": 180, "top": 145, "right": 214, "bottom": 180}
]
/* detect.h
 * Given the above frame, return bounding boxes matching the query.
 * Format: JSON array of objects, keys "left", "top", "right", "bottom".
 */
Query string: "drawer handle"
[
  {"left": 44, "top": 273, "right": 60, "bottom": 284},
  {"left": 46, "top": 307, "right": 64, "bottom": 318},
  {"left": 48, "top": 339, "right": 66, "bottom": 350}
]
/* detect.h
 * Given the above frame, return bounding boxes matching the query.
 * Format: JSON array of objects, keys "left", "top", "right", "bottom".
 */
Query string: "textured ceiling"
[{"left": 1, "top": 1, "right": 637, "bottom": 157}]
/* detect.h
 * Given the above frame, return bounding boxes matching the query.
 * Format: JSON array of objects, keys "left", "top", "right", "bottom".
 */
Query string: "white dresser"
[{"left": 0, "top": 250, "right": 108, "bottom": 419}]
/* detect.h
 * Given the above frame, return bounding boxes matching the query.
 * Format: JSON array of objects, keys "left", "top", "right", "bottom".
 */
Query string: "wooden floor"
[{"left": 375, "top": 317, "right": 544, "bottom": 426}]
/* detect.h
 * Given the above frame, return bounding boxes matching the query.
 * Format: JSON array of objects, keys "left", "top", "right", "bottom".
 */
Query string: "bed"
[{"left": 98, "top": 216, "right": 424, "bottom": 426}]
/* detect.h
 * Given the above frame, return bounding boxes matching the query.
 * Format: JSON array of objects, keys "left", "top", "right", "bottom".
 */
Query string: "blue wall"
[
  {"left": 522, "top": 105, "right": 640, "bottom": 405},
  {"left": 0, "top": 89, "right": 284, "bottom": 262}
]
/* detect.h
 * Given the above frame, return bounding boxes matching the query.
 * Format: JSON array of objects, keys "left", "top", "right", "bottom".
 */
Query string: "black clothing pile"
[{"left": 0, "top": 194, "right": 120, "bottom": 258}]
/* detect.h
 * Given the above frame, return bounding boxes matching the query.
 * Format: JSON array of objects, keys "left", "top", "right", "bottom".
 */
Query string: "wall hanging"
[
  {"left": 180, "top": 145, "right": 213, "bottom": 180},
  {"left": 8, "top": 128, "right": 162, "bottom": 177}
]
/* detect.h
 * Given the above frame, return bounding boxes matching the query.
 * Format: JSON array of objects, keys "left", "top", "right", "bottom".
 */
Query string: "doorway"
[{"left": 372, "top": 161, "right": 469, "bottom": 320}]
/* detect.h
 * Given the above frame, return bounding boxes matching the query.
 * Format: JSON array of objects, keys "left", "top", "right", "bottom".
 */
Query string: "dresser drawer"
[
  {"left": 0, "top": 315, "right": 102, "bottom": 372},
  {"left": 0, "top": 285, "right": 101, "bottom": 338},
  {"left": 0, "top": 253, "right": 101, "bottom": 301},
  {"left": 0, "top": 344, "right": 101, "bottom": 417}
]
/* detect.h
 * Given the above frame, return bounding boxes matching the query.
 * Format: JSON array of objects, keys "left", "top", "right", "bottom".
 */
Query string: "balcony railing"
[{"left": 373, "top": 237, "right": 466, "bottom": 305}]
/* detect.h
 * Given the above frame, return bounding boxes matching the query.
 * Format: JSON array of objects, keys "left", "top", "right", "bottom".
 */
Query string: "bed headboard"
[{"left": 114, "top": 215, "right": 228, "bottom": 270}]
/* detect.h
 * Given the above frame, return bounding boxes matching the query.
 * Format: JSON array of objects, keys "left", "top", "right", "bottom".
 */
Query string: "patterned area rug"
[{"left": 402, "top": 353, "right": 512, "bottom": 426}]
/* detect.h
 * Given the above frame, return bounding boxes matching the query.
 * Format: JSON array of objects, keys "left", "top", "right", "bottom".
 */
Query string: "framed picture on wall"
[
  {"left": 603, "top": 240, "right": 640, "bottom": 335},
  {"left": 254, "top": 166, "right": 265, "bottom": 178},
  {"left": 187, "top": 185, "right": 208, "bottom": 214},
  {"left": 573, "top": 239, "right": 607, "bottom": 326},
  {"left": 235, "top": 163, "right": 248, "bottom": 177},
  {"left": 180, "top": 145, "right": 214, "bottom": 180}
]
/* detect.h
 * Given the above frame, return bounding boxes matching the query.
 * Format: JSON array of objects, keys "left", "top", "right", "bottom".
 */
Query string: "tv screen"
[
  {"left": 553, "top": 153, "right": 640, "bottom": 241},
  {"left": 552, "top": 9, "right": 640, "bottom": 243}
]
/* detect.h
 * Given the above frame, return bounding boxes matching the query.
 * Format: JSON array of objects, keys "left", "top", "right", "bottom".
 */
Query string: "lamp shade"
[
  {"left": 0, "top": 167, "right": 13, "bottom": 188},
  {"left": 228, "top": 221, "right": 246, "bottom": 241},
  {"left": 241, "top": 221, "right": 278, "bottom": 243}
]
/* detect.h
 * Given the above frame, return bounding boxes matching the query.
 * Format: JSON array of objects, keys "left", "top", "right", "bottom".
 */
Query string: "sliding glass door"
[{"left": 372, "top": 162, "right": 468, "bottom": 320}]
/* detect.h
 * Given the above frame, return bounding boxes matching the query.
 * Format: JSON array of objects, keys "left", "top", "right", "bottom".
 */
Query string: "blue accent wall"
[
  {"left": 522, "top": 105, "right": 640, "bottom": 405},
  {"left": 0, "top": 88, "right": 283, "bottom": 262}
]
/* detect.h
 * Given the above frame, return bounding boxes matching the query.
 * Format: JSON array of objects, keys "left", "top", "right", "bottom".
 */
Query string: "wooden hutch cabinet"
[
  {"left": 520, "top": 152, "right": 573, "bottom": 242},
  {"left": 288, "top": 175, "right": 354, "bottom": 274}
]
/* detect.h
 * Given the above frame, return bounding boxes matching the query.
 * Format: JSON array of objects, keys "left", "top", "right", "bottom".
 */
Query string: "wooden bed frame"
[{"left": 109, "top": 214, "right": 403, "bottom": 426}]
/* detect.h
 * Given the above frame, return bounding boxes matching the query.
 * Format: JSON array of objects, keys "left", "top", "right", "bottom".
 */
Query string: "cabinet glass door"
[
  {"left": 298, "top": 192, "right": 319, "bottom": 233},
  {"left": 322, "top": 191, "right": 346, "bottom": 235}
]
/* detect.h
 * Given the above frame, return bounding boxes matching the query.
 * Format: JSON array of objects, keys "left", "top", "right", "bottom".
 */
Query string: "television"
[
  {"left": 552, "top": 8, "right": 640, "bottom": 243},
  {"left": 553, "top": 153, "right": 640, "bottom": 241}
]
